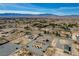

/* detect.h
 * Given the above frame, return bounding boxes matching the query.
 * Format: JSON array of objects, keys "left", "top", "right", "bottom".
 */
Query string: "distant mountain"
[
  {"left": 37, "top": 14, "right": 58, "bottom": 16},
  {"left": 64, "top": 15, "right": 79, "bottom": 17},
  {"left": 0, "top": 13, "right": 34, "bottom": 17},
  {"left": 0, "top": 13, "right": 79, "bottom": 18},
  {"left": 0, "top": 13, "right": 58, "bottom": 17}
]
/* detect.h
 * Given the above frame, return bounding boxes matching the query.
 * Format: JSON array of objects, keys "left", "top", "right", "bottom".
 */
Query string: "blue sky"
[{"left": 0, "top": 3, "right": 79, "bottom": 15}]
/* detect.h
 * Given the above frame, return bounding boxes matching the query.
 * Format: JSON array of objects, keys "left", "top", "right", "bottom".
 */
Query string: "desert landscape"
[{"left": 0, "top": 16, "right": 79, "bottom": 56}]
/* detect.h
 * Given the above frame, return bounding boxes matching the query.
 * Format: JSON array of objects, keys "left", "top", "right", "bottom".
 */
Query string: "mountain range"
[{"left": 0, "top": 13, "right": 79, "bottom": 17}]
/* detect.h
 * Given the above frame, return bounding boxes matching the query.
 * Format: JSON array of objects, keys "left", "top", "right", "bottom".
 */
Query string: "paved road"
[
  {"left": 0, "top": 42, "right": 21, "bottom": 56},
  {"left": 0, "top": 34, "right": 52, "bottom": 56},
  {"left": 26, "top": 34, "right": 52, "bottom": 56}
]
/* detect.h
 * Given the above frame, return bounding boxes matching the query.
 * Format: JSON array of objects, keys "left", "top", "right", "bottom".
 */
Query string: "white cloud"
[
  {"left": 0, "top": 4, "right": 78, "bottom": 15},
  {"left": 52, "top": 6, "right": 79, "bottom": 15},
  {"left": 0, "top": 10, "right": 45, "bottom": 14}
]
